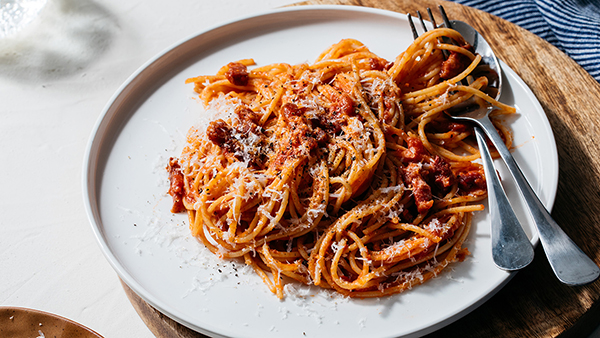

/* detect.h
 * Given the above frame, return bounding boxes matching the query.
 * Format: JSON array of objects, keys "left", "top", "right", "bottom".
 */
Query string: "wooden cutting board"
[{"left": 122, "top": 0, "right": 600, "bottom": 337}]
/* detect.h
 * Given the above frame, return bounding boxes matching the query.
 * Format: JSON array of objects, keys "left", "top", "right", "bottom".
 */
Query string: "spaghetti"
[{"left": 167, "top": 27, "right": 515, "bottom": 298}]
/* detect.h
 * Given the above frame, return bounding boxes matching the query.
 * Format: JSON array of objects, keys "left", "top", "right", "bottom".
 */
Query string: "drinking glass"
[{"left": 1, "top": 0, "right": 48, "bottom": 38}]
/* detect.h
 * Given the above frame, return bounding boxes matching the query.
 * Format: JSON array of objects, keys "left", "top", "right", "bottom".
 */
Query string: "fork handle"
[{"left": 477, "top": 113, "right": 600, "bottom": 285}]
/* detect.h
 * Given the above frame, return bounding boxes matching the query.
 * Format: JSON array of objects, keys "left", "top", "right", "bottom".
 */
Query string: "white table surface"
[{"left": 2, "top": 1, "right": 599, "bottom": 337}]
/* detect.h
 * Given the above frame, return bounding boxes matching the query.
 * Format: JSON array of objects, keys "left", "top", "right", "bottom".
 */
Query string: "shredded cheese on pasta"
[{"left": 167, "top": 28, "right": 515, "bottom": 298}]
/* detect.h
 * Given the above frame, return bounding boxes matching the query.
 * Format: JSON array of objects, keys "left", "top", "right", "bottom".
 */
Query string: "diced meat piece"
[
  {"left": 368, "top": 57, "right": 393, "bottom": 71},
  {"left": 167, "top": 158, "right": 185, "bottom": 213},
  {"left": 317, "top": 114, "right": 343, "bottom": 135},
  {"left": 281, "top": 102, "right": 305, "bottom": 118},
  {"left": 206, "top": 119, "right": 234, "bottom": 148},
  {"left": 225, "top": 62, "right": 249, "bottom": 86},
  {"left": 413, "top": 180, "right": 433, "bottom": 213},
  {"left": 403, "top": 162, "right": 434, "bottom": 214},
  {"left": 329, "top": 90, "right": 354, "bottom": 117},
  {"left": 402, "top": 136, "right": 427, "bottom": 162},
  {"left": 447, "top": 121, "right": 469, "bottom": 133},
  {"left": 312, "top": 127, "right": 329, "bottom": 146},
  {"left": 439, "top": 44, "right": 474, "bottom": 79},
  {"left": 457, "top": 166, "right": 486, "bottom": 194},
  {"left": 236, "top": 106, "right": 261, "bottom": 124},
  {"left": 234, "top": 106, "right": 262, "bottom": 134},
  {"left": 426, "top": 119, "right": 471, "bottom": 134},
  {"left": 207, "top": 117, "right": 267, "bottom": 168},
  {"left": 431, "top": 156, "right": 455, "bottom": 190}
]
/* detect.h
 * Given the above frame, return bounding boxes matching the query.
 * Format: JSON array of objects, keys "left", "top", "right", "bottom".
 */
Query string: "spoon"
[
  {"left": 445, "top": 17, "right": 600, "bottom": 285},
  {"left": 444, "top": 18, "right": 534, "bottom": 271},
  {"left": 474, "top": 125, "right": 534, "bottom": 270}
]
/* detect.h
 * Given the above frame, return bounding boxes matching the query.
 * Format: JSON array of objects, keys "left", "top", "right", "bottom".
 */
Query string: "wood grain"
[{"left": 123, "top": 0, "right": 600, "bottom": 337}]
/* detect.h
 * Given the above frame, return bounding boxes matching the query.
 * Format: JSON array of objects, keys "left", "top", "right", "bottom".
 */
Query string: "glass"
[{"left": 0, "top": 0, "right": 48, "bottom": 38}]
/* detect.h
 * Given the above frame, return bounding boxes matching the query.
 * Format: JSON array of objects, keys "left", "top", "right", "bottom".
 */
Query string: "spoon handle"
[
  {"left": 477, "top": 114, "right": 600, "bottom": 285},
  {"left": 474, "top": 126, "right": 534, "bottom": 271}
]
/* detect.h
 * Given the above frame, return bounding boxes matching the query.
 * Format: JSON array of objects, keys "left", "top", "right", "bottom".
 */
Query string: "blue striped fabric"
[{"left": 449, "top": 0, "right": 600, "bottom": 82}]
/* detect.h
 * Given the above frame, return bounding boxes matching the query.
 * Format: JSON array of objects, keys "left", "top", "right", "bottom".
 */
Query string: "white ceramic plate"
[{"left": 83, "top": 6, "right": 558, "bottom": 338}]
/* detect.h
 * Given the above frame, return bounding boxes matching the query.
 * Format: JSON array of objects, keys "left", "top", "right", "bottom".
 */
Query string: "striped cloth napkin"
[{"left": 450, "top": 0, "right": 600, "bottom": 82}]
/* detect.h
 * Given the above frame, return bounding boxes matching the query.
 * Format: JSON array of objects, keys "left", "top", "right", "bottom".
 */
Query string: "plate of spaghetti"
[{"left": 84, "top": 5, "right": 558, "bottom": 338}]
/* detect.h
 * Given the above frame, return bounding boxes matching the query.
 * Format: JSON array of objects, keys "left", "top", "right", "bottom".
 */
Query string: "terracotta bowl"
[{"left": 0, "top": 307, "right": 103, "bottom": 338}]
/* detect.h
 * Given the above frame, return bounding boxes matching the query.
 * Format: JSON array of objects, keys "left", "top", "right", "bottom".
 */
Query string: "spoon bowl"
[{"left": 448, "top": 20, "right": 502, "bottom": 97}]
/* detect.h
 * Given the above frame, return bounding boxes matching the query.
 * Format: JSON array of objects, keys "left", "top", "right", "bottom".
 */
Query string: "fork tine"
[
  {"left": 429, "top": 7, "right": 450, "bottom": 59},
  {"left": 437, "top": 5, "right": 469, "bottom": 84},
  {"left": 408, "top": 7, "right": 452, "bottom": 44},
  {"left": 407, "top": 14, "right": 419, "bottom": 40},
  {"left": 426, "top": 8, "right": 437, "bottom": 28},
  {"left": 438, "top": 5, "right": 452, "bottom": 29},
  {"left": 417, "top": 11, "right": 428, "bottom": 33}
]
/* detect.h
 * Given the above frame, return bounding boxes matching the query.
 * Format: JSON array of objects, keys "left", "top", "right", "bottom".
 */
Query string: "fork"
[{"left": 408, "top": 6, "right": 600, "bottom": 285}]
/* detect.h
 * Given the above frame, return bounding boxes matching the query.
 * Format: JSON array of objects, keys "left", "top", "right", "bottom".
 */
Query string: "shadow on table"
[{"left": 0, "top": 0, "right": 118, "bottom": 82}]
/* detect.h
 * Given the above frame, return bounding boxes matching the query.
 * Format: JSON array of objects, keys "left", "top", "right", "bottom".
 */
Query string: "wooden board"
[{"left": 122, "top": 0, "right": 600, "bottom": 337}]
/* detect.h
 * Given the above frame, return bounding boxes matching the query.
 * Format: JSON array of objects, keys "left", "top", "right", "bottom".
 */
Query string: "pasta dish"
[{"left": 167, "top": 27, "right": 515, "bottom": 298}]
